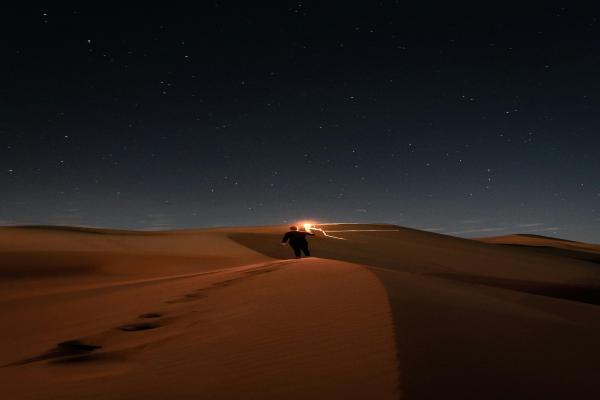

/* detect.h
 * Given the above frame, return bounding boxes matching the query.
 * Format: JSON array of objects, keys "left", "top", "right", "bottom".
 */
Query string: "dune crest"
[{"left": 2, "top": 224, "right": 600, "bottom": 398}]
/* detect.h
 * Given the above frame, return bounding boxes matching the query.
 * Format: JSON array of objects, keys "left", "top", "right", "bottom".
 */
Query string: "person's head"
[{"left": 289, "top": 226, "right": 298, "bottom": 231}]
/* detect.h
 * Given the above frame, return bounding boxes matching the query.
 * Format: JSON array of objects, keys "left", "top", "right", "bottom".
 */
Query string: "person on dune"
[{"left": 281, "top": 226, "right": 315, "bottom": 258}]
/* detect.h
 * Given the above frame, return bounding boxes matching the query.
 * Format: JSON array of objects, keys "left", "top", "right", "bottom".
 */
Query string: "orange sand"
[{"left": 1, "top": 224, "right": 599, "bottom": 399}]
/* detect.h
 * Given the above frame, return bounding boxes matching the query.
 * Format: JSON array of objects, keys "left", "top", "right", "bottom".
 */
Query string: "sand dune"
[
  {"left": 1, "top": 224, "right": 599, "bottom": 399},
  {"left": 478, "top": 233, "right": 600, "bottom": 252}
]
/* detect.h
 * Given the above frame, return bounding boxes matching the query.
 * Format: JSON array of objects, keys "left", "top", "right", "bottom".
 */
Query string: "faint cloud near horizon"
[
  {"left": 138, "top": 213, "right": 176, "bottom": 231},
  {"left": 46, "top": 209, "right": 87, "bottom": 226},
  {"left": 525, "top": 226, "right": 560, "bottom": 233},
  {"left": 460, "top": 219, "right": 483, "bottom": 224}
]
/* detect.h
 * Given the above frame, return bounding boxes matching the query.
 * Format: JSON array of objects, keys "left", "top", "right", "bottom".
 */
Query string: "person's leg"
[
  {"left": 301, "top": 243, "right": 310, "bottom": 257},
  {"left": 291, "top": 245, "right": 301, "bottom": 258}
]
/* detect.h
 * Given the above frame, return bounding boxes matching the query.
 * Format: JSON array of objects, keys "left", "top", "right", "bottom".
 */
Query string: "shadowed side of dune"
[
  {"left": 228, "top": 233, "right": 292, "bottom": 259},
  {"left": 4, "top": 225, "right": 160, "bottom": 235},
  {"left": 516, "top": 234, "right": 579, "bottom": 243},
  {"left": 479, "top": 234, "right": 600, "bottom": 254},
  {"left": 370, "top": 268, "right": 600, "bottom": 400},
  {"left": 0, "top": 252, "right": 104, "bottom": 278},
  {"left": 429, "top": 273, "right": 600, "bottom": 305},
  {"left": 484, "top": 244, "right": 600, "bottom": 265},
  {"left": 229, "top": 229, "right": 600, "bottom": 398},
  {"left": 228, "top": 230, "right": 441, "bottom": 274},
  {"left": 230, "top": 231, "right": 600, "bottom": 307},
  {"left": 228, "top": 229, "right": 600, "bottom": 279},
  {"left": 0, "top": 251, "right": 236, "bottom": 280}
]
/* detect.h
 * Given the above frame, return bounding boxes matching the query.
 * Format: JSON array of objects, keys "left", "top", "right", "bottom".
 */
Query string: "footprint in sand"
[
  {"left": 117, "top": 322, "right": 161, "bottom": 332},
  {"left": 4, "top": 340, "right": 102, "bottom": 367},
  {"left": 165, "top": 291, "right": 207, "bottom": 304},
  {"left": 164, "top": 268, "right": 275, "bottom": 304},
  {"left": 5, "top": 313, "right": 170, "bottom": 367}
]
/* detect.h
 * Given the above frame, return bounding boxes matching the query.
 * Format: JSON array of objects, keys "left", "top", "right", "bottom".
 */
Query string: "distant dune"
[
  {"left": 478, "top": 233, "right": 600, "bottom": 252},
  {"left": 1, "top": 224, "right": 599, "bottom": 399}
]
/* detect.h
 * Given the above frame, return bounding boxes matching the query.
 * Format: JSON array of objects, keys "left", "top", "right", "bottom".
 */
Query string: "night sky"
[{"left": 2, "top": 4, "right": 600, "bottom": 241}]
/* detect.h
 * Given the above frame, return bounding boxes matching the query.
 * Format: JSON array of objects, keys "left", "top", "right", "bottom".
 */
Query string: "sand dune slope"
[
  {"left": 230, "top": 224, "right": 600, "bottom": 398},
  {"left": 478, "top": 233, "right": 600, "bottom": 253},
  {"left": 374, "top": 268, "right": 600, "bottom": 399},
  {"left": 0, "top": 226, "right": 272, "bottom": 300},
  {"left": 230, "top": 224, "right": 600, "bottom": 285},
  {"left": 2, "top": 224, "right": 600, "bottom": 399},
  {"left": 0, "top": 239, "right": 398, "bottom": 399},
  {"left": 477, "top": 234, "right": 600, "bottom": 265}
]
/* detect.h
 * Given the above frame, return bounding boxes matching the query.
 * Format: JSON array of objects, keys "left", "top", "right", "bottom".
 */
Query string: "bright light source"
[{"left": 296, "top": 220, "right": 314, "bottom": 231}]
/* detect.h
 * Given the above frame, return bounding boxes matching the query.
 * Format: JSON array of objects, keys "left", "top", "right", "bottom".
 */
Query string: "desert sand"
[{"left": 1, "top": 224, "right": 599, "bottom": 399}]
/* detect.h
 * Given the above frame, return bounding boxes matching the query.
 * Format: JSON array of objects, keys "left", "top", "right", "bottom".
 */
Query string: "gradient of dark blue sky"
[{"left": 2, "top": 3, "right": 599, "bottom": 241}]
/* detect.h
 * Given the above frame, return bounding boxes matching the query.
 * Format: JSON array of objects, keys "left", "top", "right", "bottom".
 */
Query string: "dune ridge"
[{"left": 1, "top": 224, "right": 600, "bottom": 399}]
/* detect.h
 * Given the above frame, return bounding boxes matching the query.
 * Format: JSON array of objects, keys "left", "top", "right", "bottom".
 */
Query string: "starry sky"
[{"left": 2, "top": 3, "right": 600, "bottom": 241}]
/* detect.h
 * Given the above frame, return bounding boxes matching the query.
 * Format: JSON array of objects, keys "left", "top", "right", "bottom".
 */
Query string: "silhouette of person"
[{"left": 281, "top": 226, "right": 315, "bottom": 258}]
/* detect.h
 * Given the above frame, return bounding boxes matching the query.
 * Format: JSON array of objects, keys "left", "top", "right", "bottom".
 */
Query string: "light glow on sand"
[
  {"left": 298, "top": 221, "right": 400, "bottom": 240},
  {"left": 324, "top": 229, "right": 400, "bottom": 232},
  {"left": 298, "top": 221, "right": 347, "bottom": 240}
]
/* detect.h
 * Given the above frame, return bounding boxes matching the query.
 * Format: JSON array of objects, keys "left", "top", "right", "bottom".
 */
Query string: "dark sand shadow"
[
  {"left": 229, "top": 233, "right": 600, "bottom": 306},
  {"left": 118, "top": 322, "right": 161, "bottom": 332},
  {"left": 230, "top": 231, "right": 600, "bottom": 399},
  {"left": 492, "top": 244, "right": 600, "bottom": 265},
  {"left": 370, "top": 267, "right": 600, "bottom": 400},
  {"left": 3, "top": 340, "right": 102, "bottom": 367},
  {"left": 228, "top": 232, "right": 415, "bottom": 271},
  {"left": 429, "top": 273, "right": 600, "bottom": 306}
]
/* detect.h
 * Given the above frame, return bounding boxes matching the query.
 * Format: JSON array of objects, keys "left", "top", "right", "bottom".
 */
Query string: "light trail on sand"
[
  {"left": 324, "top": 229, "right": 401, "bottom": 232},
  {"left": 303, "top": 224, "right": 347, "bottom": 240},
  {"left": 301, "top": 222, "right": 400, "bottom": 240}
]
